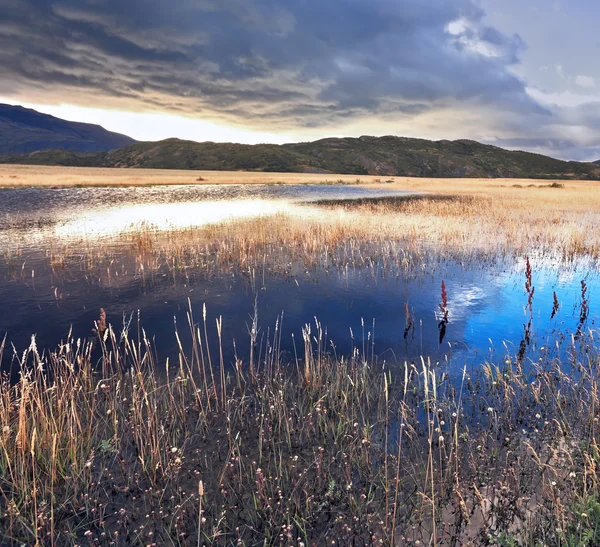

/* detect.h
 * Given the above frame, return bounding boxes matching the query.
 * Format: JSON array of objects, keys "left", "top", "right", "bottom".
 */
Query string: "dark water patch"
[{"left": 1, "top": 247, "right": 597, "bottom": 379}]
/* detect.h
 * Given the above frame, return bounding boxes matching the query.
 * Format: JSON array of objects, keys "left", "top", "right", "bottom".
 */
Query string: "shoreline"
[{"left": 0, "top": 163, "right": 597, "bottom": 190}]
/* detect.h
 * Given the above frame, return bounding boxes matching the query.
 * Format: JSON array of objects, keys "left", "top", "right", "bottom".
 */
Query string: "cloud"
[
  {"left": 4, "top": 0, "right": 600, "bottom": 160},
  {"left": 576, "top": 75, "right": 596, "bottom": 89},
  {"left": 0, "top": 0, "right": 540, "bottom": 128},
  {"left": 486, "top": 136, "right": 600, "bottom": 162}
]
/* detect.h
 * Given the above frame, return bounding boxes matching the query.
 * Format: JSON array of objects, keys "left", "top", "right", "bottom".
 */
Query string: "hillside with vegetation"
[{"left": 3, "top": 134, "right": 600, "bottom": 180}]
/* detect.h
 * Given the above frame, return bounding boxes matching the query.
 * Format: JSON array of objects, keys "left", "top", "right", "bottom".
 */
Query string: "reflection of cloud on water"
[{"left": 443, "top": 286, "right": 486, "bottom": 322}]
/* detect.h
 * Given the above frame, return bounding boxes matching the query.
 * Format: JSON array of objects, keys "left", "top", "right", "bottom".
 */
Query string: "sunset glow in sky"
[{"left": 2, "top": 0, "right": 599, "bottom": 159}]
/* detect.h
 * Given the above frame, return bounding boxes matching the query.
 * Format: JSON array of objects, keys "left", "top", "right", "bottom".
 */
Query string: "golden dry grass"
[
  {"left": 122, "top": 182, "right": 600, "bottom": 267},
  {"left": 0, "top": 164, "right": 387, "bottom": 187},
  {"left": 374, "top": 176, "right": 600, "bottom": 210},
  {"left": 4, "top": 165, "right": 600, "bottom": 267},
  {"left": 1, "top": 163, "right": 598, "bottom": 191}
]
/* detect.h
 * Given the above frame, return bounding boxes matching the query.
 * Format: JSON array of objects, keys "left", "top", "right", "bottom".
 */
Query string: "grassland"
[
  {"left": 31, "top": 176, "right": 596, "bottom": 268},
  {"left": 0, "top": 163, "right": 598, "bottom": 189},
  {"left": 0, "top": 164, "right": 390, "bottom": 188},
  {"left": 1, "top": 172, "right": 600, "bottom": 545}
]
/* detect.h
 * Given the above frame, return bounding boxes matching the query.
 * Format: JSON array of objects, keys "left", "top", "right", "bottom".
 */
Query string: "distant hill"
[
  {"left": 0, "top": 103, "right": 136, "bottom": 155},
  {"left": 2, "top": 132, "right": 600, "bottom": 180}
]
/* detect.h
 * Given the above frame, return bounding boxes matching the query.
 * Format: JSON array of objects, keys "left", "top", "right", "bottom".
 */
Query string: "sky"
[{"left": 1, "top": 0, "right": 599, "bottom": 160}]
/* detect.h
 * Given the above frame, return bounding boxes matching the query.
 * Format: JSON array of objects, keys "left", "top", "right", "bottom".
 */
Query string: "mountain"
[
  {"left": 0, "top": 103, "right": 136, "bottom": 155},
  {"left": 2, "top": 133, "right": 600, "bottom": 180}
]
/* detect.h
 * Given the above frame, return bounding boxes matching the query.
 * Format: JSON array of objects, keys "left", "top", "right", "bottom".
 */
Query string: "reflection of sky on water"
[
  {"left": 0, "top": 184, "right": 413, "bottom": 248},
  {"left": 1, "top": 248, "right": 597, "bottom": 375},
  {"left": 0, "top": 184, "right": 598, "bottom": 374},
  {"left": 462, "top": 257, "right": 598, "bottom": 351},
  {"left": 53, "top": 200, "right": 296, "bottom": 239}
]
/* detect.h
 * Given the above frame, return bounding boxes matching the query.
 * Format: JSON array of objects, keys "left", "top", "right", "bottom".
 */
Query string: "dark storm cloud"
[{"left": 0, "top": 0, "right": 546, "bottom": 128}]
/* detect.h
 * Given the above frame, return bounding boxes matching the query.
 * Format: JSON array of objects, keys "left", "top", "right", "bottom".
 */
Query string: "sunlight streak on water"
[
  {"left": 53, "top": 199, "right": 296, "bottom": 240},
  {"left": 0, "top": 184, "right": 411, "bottom": 249}
]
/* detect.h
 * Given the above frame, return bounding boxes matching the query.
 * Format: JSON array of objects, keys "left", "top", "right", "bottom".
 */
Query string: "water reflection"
[
  {"left": 0, "top": 184, "right": 598, "bottom": 376},
  {"left": 53, "top": 200, "right": 296, "bottom": 240},
  {"left": 0, "top": 246, "right": 597, "bottom": 376},
  {"left": 0, "top": 184, "right": 413, "bottom": 249}
]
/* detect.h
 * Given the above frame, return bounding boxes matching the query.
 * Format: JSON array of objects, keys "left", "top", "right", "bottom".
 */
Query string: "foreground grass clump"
[{"left": 1, "top": 310, "right": 600, "bottom": 546}]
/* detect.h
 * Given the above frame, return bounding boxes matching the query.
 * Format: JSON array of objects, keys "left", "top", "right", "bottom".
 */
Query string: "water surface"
[
  {"left": 0, "top": 183, "right": 412, "bottom": 248},
  {"left": 0, "top": 183, "right": 597, "bottom": 375}
]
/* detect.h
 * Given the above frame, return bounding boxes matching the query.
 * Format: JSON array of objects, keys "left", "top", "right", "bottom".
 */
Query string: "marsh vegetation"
[{"left": 1, "top": 174, "right": 600, "bottom": 545}]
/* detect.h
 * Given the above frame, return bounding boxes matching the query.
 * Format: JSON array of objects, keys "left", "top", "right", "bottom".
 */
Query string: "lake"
[{"left": 0, "top": 183, "right": 597, "bottom": 376}]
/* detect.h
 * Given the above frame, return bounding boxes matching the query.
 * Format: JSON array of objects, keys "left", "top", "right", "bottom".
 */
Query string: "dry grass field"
[
  {"left": 2, "top": 163, "right": 598, "bottom": 193},
  {"left": 0, "top": 164, "right": 390, "bottom": 187},
  {"left": 4, "top": 164, "right": 598, "bottom": 263},
  {"left": 107, "top": 176, "right": 600, "bottom": 264}
]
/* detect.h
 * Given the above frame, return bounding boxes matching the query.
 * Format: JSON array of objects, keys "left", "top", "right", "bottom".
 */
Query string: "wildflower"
[
  {"left": 551, "top": 481, "right": 557, "bottom": 486},
  {"left": 535, "top": 413, "right": 541, "bottom": 419},
  {"left": 439, "top": 436, "right": 444, "bottom": 443},
  {"left": 171, "top": 447, "right": 178, "bottom": 453}
]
